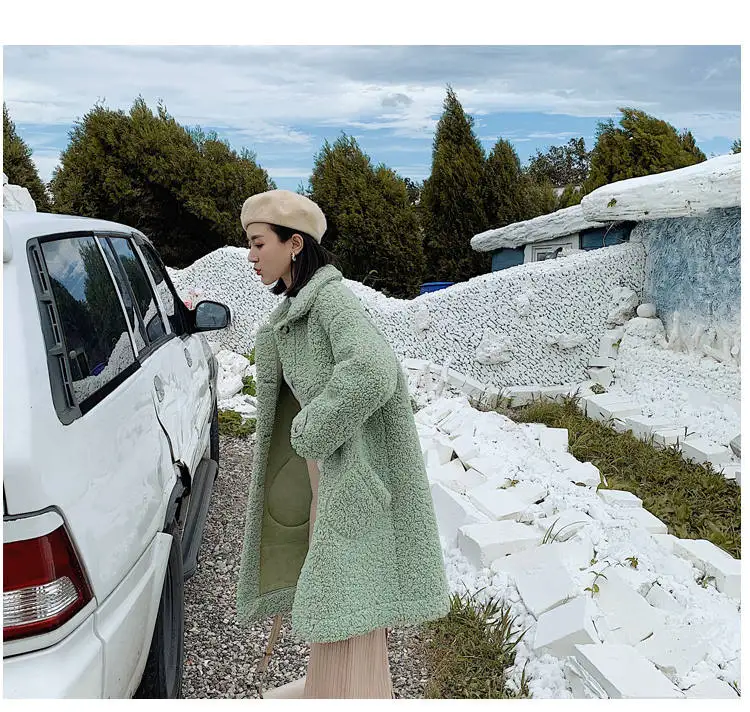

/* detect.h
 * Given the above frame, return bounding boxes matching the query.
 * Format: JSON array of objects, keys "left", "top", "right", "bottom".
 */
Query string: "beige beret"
[{"left": 240, "top": 189, "right": 327, "bottom": 243}]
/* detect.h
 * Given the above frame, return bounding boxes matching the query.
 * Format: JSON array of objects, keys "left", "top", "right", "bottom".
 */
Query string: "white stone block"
[
  {"left": 426, "top": 457, "right": 465, "bottom": 485},
  {"left": 533, "top": 596, "right": 600, "bottom": 658},
  {"left": 593, "top": 569, "right": 665, "bottom": 646},
  {"left": 636, "top": 622, "right": 712, "bottom": 679},
  {"left": 636, "top": 303, "right": 657, "bottom": 318},
  {"left": 573, "top": 644, "right": 684, "bottom": 698},
  {"left": 621, "top": 507, "right": 668, "bottom": 535},
  {"left": 566, "top": 461, "right": 603, "bottom": 488},
  {"left": 537, "top": 384, "right": 578, "bottom": 403},
  {"left": 217, "top": 374, "right": 244, "bottom": 400},
  {"left": 583, "top": 393, "right": 635, "bottom": 421},
  {"left": 429, "top": 435, "right": 455, "bottom": 466},
  {"left": 465, "top": 482, "right": 529, "bottom": 521},
  {"left": 586, "top": 366, "right": 614, "bottom": 388},
  {"left": 463, "top": 456, "right": 501, "bottom": 479},
  {"left": 623, "top": 414, "right": 679, "bottom": 442},
  {"left": 501, "top": 385, "right": 541, "bottom": 407},
  {"left": 588, "top": 356, "right": 617, "bottom": 368},
  {"left": 679, "top": 436, "right": 732, "bottom": 469},
  {"left": 401, "top": 357, "right": 431, "bottom": 371},
  {"left": 452, "top": 467, "right": 488, "bottom": 493},
  {"left": 538, "top": 427, "right": 569, "bottom": 453},
  {"left": 457, "top": 521, "right": 540, "bottom": 569},
  {"left": 684, "top": 678, "right": 739, "bottom": 699},
  {"left": 535, "top": 508, "right": 594, "bottom": 542},
  {"left": 650, "top": 533, "right": 679, "bottom": 554},
  {"left": 672, "top": 538, "right": 741, "bottom": 599},
  {"left": 598, "top": 337, "right": 620, "bottom": 360},
  {"left": 598, "top": 489, "right": 643, "bottom": 508},
  {"left": 652, "top": 427, "right": 685, "bottom": 448},
  {"left": 430, "top": 481, "right": 489, "bottom": 549},
  {"left": 718, "top": 464, "right": 741, "bottom": 484},
  {"left": 451, "top": 434, "right": 480, "bottom": 464},
  {"left": 644, "top": 582, "right": 683, "bottom": 613},
  {"left": 513, "top": 562, "right": 578, "bottom": 617},
  {"left": 491, "top": 537, "right": 594, "bottom": 576}
]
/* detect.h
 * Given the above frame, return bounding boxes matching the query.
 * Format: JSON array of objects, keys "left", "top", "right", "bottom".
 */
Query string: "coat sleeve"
[{"left": 289, "top": 298, "right": 399, "bottom": 461}]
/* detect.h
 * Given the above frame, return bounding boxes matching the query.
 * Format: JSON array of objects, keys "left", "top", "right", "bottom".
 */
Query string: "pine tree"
[
  {"left": 308, "top": 134, "right": 425, "bottom": 298},
  {"left": 526, "top": 137, "right": 590, "bottom": 188},
  {"left": 421, "top": 86, "right": 489, "bottom": 282},
  {"left": 584, "top": 108, "right": 706, "bottom": 194},
  {"left": 731, "top": 139, "right": 741, "bottom": 154},
  {"left": 482, "top": 138, "right": 527, "bottom": 230},
  {"left": 50, "top": 98, "right": 274, "bottom": 267},
  {"left": 3, "top": 104, "right": 52, "bottom": 211}
]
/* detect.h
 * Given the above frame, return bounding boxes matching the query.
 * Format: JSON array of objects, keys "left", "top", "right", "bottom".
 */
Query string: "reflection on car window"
[
  {"left": 108, "top": 237, "right": 167, "bottom": 346},
  {"left": 40, "top": 236, "right": 136, "bottom": 404},
  {"left": 139, "top": 244, "right": 180, "bottom": 334}
]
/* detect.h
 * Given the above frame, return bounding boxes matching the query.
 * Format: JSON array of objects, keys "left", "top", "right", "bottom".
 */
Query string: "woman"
[{"left": 235, "top": 189, "right": 450, "bottom": 699}]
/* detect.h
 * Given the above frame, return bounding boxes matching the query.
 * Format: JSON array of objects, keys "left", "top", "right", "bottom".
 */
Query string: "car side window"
[
  {"left": 39, "top": 235, "right": 137, "bottom": 411},
  {"left": 137, "top": 240, "right": 186, "bottom": 336},
  {"left": 106, "top": 236, "right": 169, "bottom": 348}
]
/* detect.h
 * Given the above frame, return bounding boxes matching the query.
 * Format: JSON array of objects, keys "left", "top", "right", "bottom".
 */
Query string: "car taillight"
[{"left": 3, "top": 525, "right": 93, "bottom": 641}]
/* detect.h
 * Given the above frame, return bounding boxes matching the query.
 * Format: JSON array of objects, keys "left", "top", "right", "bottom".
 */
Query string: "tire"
[
  {"left": 210, "top": 400, "right": 219, "bottom": 480},
  {"left": 134, "top": 522, "right": 185, "bottom": 699}
]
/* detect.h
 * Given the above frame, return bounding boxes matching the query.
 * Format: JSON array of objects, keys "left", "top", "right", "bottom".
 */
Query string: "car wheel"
[
  {"left": 210, "top": 400, "right": 219, "bottom": 480},
  {"left": 134, "top": 521, "right": 185, "bottom": 699}
]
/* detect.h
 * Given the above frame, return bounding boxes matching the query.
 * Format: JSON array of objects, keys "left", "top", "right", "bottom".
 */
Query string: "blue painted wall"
[
  {"left": 580, "top": 223, "right": 634, "bottom": 250},
  {"left": 638, "top": 206, "right": 740, "bottom": 332},
  {"left": 491, "top": 246, "right": 525, "bottom": 271}
]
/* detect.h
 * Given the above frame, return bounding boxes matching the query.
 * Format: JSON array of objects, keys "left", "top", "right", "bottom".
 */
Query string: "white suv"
[{"left": 3, "top": 212, "right": 230, "bottom": 698}]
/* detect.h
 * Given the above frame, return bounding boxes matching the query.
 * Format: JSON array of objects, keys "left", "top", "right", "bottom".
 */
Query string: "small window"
[
  {"left": 39, "top": 235, "right": 137, "bottom": 409},
  {"left": 107, "top": 236, "right": 168, "bottom": 347}
]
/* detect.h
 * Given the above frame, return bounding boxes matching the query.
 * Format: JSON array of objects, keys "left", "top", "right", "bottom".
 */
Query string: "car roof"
[{"left": 3, "top": 211, "right": 151, "bottom": 263}]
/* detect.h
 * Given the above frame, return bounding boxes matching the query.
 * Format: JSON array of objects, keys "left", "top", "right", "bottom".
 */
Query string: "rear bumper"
[{"left": 3, "top": 614, "right": 104, "bottom": 698}]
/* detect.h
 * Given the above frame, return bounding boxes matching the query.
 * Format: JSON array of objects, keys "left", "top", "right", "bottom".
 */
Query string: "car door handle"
[
  {"left": 154, "top": 375, "right": 165, "bottom": 402},
  {"left": 184, "top": 347, "right": 193, "bottom": 367}
]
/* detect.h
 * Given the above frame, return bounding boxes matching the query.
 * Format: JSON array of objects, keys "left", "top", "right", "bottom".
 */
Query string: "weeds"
[
  {"left": 241, "top": 374, "right": 257, "bottom": 397},
  {"left": 421, "top": 588, "right": 530, "bottom": 699},
  {"left": 507, "top": 396, "right": 740, "bottom": 558},
  {"left": 217, "top": 409, "right": 256, "bottom": 439}
]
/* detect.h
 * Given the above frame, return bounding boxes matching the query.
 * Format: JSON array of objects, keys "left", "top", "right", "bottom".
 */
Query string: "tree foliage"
[
  {"left": 308, "top": 134, "right": 425, "bottom": 298},
  {"left": 731, "top": 139, "right": 741, "bottom": 154},
  {"left": 482, "top": 138, "right": 528, "bottom": 230},
  {"left": 3, "top": 103, "right": 52, "bottom": 211},
  {"left": 421, "top": 86, "right": 490, "bottom": 282},
  {"left": 526, "top": 137, "right": 590, "bottom": 188},
  {"left": 583, "top": 108, "right": 706, "bottom": 194},
  {"left": 49, "top": 97, "right": 274, "bottom": 267}
]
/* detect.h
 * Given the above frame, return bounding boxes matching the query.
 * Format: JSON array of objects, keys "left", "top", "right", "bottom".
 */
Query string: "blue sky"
[{"left": 3, "top": 46, "right": 741, "bottom": 192}]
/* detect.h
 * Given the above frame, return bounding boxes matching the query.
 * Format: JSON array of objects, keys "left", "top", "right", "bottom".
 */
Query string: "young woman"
[{"left": 235, "top": 189, "right": 450, "bottom": 699}]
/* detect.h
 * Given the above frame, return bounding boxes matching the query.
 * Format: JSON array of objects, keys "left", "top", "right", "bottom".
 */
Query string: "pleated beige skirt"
[{"left": 302, "top": 458, "right": 394, "bottom": 699}]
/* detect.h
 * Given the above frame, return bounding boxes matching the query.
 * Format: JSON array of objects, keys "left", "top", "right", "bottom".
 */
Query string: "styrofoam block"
[
  {"left": 636, "top": 622, "right": 712, "bottom": 679},
  {"left": 548, "top": 450, "right": 583, "bottom": 472},
  {"left": 573, "top": 644, "right": 684, "bottom": 698},
  {"left": 597, "top": 489, "right": 643, "bottom": 508},
  {"left": 672, "top": 538, "right": 741, "bottom": 599},
  {"left": 458, "top": 521, "right": 541, "bottom": 569},
  {"left": 598, "top": 341, "right": 620, "bottom": 361},
  {"left": 602, "top": 402, "right": 644, "bottom": 422},
  {"left": 452, "top": 467, "right": 488, "bottom": 493},
  {"left": 718, "top": 464, "right": 741, "bottom": 484},
  {"left": 588, "top": 356, "right": 617, "bottom": 368},
  {"left": 566, "top": 461, "right": 603, "bottom": 488},
  {"left": 501, "top": 385, "right": 541, "bottom": 407},
  {"left": 538, "top": 427, "right": 569, "bottom": 453},
  {"left": 426, "top": 457, "right": 466, "bottom": 485},
  {"left": 465, "top": 483, "right": 530, "bottom": 521},
  {"left": 430, "top": 481, "right": 490, "bottom": 549},
  {"left": 537, "top": 384, "right": 579, "bottom": 402},
  {"left": 451, "top": 434, "right": 480, "bottom": 464},
  {"left": 586, "top": 366, "right": 614, "bottom": 388},
  {"left": 535, "top": 509, "right": 594, "bottom": 542},
  {"left": 593, "top": 569, "right": 666, "bottom": 646},
  {"left": 684, "top": 678, "right": 739, "bottom": 699},
  {"left": 513, "top": 562, "right": 579, "bottom": 618},
  {"left": 502, "top": 480, "right": 547, "bottom": 506},
  {"left": 491, "top": 537, "right": 594, "bottom": 576},
  {"left": 679, "top": 436, "right": 732, "bottom": 469},
  {"left": 521, "top": 422, "right": 547, "bottom": 441},
  {"left": 650, "top": 533, "right": 679, "bottom": 554},
  {"left": 621, "top": 507, "right": 668, "bottom": 535},
  {"left": 402, "top": 357, "right": 431, "bottom": 371},
  {"left": 533, "top": 595, "right": 599, "bottom": 658},
  {"left": 652, "top": 427, "right": 685, "bottom": 448},
  {"left": 463, "top": 456, "right": 501, "bottom": 479},
  {"left": 582, "top": 392, "right": 633, "bottom": 420},
  {"left": 644, "top": 583, "right": 683, "bottom": 613},
  {"left": 428, "top": 436, "right": 455, "bottom": 466},
  {"left": 623, "top": 414, "right": 680, "bottom": 442}
]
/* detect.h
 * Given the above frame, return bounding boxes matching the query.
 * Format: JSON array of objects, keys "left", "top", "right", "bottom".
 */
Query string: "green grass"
[
  {"left": 217, "top": 409, "right": 256, "bottom": 439},
  {"left": 241, "top": 374, "right": 257, "bottom": 397},
  {"left": 420, "top": 589, "right": 530, "bottom": 699},
  {"left": 506, "top": 396, "right": 741, "bottom": 558},
  {"left": 243, "top": 348, "right": 255, "bottom": 366}
]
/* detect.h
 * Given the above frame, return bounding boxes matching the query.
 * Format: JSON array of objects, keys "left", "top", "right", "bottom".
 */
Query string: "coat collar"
[{"left": 268, "top": 264, "right": 343, "bottom": 328}]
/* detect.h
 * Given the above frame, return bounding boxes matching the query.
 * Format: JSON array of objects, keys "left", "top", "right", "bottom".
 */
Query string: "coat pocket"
[{"left": 327, "top": 461, "right": 391, "bottom": 540}]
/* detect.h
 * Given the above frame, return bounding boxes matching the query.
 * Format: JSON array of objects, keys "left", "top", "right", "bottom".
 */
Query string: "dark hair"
[{"left": 268, "top": 224, "right": 339, "bottom": 297}]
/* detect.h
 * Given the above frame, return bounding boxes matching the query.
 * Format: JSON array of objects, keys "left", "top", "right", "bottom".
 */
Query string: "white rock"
[
  {"left": 672, "top": 538, "right": 741, "bottom": 599},
  {"left": 430, "top": 481, "right": 490, "bottom": 549},
  {"left": 533, "top": 596, "right": 600, "bottom": 658},
  {"left": 566, "top": 461, "right": 603, "bottom": 489},
  {"left": 513, "top": 562, "right": 579, "bottom": 618},
  {"left": 465, "top": 483, "right": 530, "bottom": 521},
  {"left": 534, "top": 508, "right": 594, "bottom": 542},
  {"left": 679, "top": 436, "right": 732, "bottom": 469},
  {"left": 538, "top": 427, "right": 569, "bottom": 453},
  {"left": 572, "top": 644, "right": 684, "bottom": 698},
  {"left": 457, "top": 521, "right": 541, "bottom": 569},
  {"left": 620, "top": 507, "right": 668, "bottom": 535},
  {"left": 684, "top": 678, "right": 739, "bottom": 699},
  {"left": 636, "top": 303, "right": 657, "bottom": 318},
  {"left": 636, "top": 622, "right": 713, "bottom": 679},
  {"left": 426, "top": 458, "right": 465, "bottom": 486},
  {"left": 597, "top": 489, "right": 643, "bottom": 508},
  {"left": 644, "top": 582, "right": 683, "bottom": 613}
]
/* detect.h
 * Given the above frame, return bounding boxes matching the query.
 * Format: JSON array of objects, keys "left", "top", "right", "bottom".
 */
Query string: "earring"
[{"left": 291, "top": 252, "right": 297, "bottom": 262}]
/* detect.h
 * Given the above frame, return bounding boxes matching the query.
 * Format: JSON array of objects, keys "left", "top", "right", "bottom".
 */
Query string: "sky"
[{"left": 2, "top": 45, "right": 742, "bottom": 192}]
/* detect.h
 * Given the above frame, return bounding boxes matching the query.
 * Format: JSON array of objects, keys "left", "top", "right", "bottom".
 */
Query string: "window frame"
[{"left": 28, "top": 231, "right": 140, "bottom": 425}]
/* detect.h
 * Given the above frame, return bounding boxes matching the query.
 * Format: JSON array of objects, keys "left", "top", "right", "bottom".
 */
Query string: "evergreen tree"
[
  {"left": 526, "top": 137, "right": 590, "bottom": 188},
  {"left": 584, "top": 108, "right": 706, "bottom": 194},
  {"left": 556, "top": 183, "right": 584, "bottom": 209},
  {"left": 482, "top": 138, "right": 527, "bottom": 230},
  {"left": 308, "top": 134, "right": 425, "bottom": 298},
  {"left": 421, "top": 86, "right": 489, "bottom": 282},
  {"left": 50, "top": 97, "right": 274, "bottom": 267},
  {"left": 731, "top": 139, "right": 741, "bottom": 153},
  {"left": 3, "top": 103, "right": 52, "bottom": 211}
]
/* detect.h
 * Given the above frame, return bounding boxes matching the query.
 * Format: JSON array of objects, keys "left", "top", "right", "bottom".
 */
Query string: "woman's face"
[{"left": 246, "top": 222, "right": 300, "bottom": 287}]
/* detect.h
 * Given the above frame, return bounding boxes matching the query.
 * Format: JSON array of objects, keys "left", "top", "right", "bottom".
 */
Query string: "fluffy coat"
[{"left": 236, "top": 264, "right": 450, "bottom": 642}]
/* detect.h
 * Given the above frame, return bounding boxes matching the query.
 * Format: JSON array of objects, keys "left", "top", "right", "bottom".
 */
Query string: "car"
[{"left": 3, "top": 211, "right": 231, "bottom": 698}]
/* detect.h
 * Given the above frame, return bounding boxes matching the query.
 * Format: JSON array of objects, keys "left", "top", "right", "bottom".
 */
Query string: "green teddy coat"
[{"left": 236, "top": 264, "right": 451, "bottom": 643}]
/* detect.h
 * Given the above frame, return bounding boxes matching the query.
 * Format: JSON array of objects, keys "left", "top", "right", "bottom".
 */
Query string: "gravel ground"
[{"left": 183, "top": 434, "right": 431, "bottom": 699}]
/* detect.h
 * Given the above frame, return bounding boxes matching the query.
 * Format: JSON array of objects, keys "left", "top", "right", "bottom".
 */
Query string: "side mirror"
[{"left": 193, "top": 300, "right": 231, "bottom": 331}]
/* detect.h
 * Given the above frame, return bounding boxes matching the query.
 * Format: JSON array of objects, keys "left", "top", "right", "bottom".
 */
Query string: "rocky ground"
[{"left": 182, "top": 435, "right": 430, "bottom": 698}]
